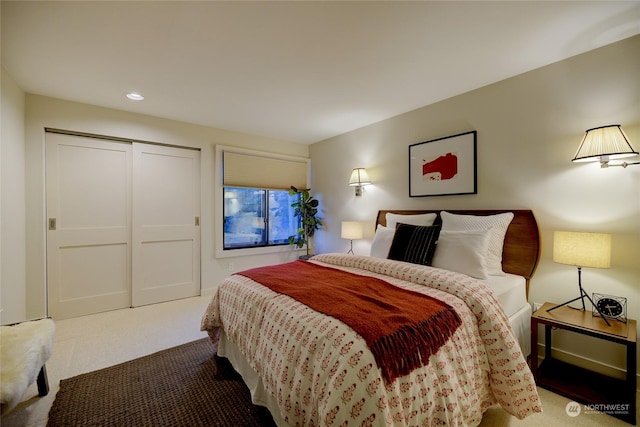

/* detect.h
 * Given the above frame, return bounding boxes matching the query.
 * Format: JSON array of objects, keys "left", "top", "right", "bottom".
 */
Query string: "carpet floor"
[{"left": 46, "top": 338, "right": 276, "bottom": 427}]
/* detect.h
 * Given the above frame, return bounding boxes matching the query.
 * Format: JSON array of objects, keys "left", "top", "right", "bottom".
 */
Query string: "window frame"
[{"left": 215, "top": 145, "right": 310, "bottom": 258}]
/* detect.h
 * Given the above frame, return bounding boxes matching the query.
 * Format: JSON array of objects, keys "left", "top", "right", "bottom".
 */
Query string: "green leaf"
[{"left": 287, "top": 186, "right": 321, "bottom": 250}]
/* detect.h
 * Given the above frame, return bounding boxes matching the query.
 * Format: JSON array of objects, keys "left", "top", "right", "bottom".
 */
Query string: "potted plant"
[{"left": 288, "top": 186, "right": 322, "bottom": 259}]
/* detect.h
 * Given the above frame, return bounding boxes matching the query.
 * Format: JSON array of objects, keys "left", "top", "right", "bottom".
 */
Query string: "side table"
[{"left": 531, "top": 302, "right": 637, "bottom": 425}]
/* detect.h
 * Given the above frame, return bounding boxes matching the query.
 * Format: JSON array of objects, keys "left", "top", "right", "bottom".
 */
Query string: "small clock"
[{"left": 592, "top": 293, "right": 627, "bottom": 323}]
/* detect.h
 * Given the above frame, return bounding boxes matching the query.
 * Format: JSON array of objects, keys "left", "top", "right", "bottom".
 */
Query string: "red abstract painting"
[
  {"left": 409, "top": 131, "right": 476, "bottom": 197},
  {"left": 422, "top": 152, "right": 458, "bottom": 180}
]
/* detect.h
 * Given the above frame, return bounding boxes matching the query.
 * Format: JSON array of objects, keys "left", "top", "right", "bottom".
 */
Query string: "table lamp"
[
  {"left": 547, "top": 230, "right": 612, "bottom": 325},
  {"left": 341, "top": 221, "right": 363, "bottom": 254}
]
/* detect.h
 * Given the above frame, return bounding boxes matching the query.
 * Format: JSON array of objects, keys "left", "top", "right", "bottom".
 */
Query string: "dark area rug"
[{"left": 46, "top": 338, "right": 276, "bottom": 426}]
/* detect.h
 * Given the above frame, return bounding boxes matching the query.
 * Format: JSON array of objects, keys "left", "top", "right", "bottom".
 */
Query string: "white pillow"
[
  {"left": 432, "top": 230, "right": 491, "bottom": 279},
  {"left": 440, "top": 211, "right": 514, "bottom": 276},
  {"left": 370, "top": 225, "right": 395, "bottom": 258},
  {"left": 385, "top": 213, "right": 437, "bottom": 228}
]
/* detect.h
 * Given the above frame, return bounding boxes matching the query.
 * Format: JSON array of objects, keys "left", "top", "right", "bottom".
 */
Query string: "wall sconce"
[
  {"left": 546, "top": 231, "right": 612, "bottom": 324},
  {"left": 572, "top": 125, "right": 639, "bottom": 168},
  {"left": 341, "top": 221, "right": 363, "bottom": 254},
  {"left": 348, "top": 168, "right": 371, "bottom": 196}
]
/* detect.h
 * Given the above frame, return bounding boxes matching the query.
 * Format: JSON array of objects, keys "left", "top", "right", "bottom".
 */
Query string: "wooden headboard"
[{"left": 376, "top": 210, "right": 541, "bottom": 296}]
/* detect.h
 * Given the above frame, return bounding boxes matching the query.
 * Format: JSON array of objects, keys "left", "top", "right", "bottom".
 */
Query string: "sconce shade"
[
  {"left": 349, "top": 168, "right": 371, "bottom": 186},
  {"left": 341, "top": 221, "right": 363, "bottom": 240},
  {"left": 553, "top": 231, "right": 611, "bottom": 269},
  {"left": 573, "top": 125, "right": 638, "bottom": 163}
]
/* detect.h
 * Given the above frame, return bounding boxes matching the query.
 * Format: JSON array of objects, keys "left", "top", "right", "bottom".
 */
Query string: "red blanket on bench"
[{"left": 237, "top": 260, "right": 461, "bottom": 384}]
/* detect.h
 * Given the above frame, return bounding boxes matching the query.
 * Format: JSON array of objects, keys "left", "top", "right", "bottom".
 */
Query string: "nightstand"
[{"left": 531, "top": 302, "right": 637, "bottom": 425}]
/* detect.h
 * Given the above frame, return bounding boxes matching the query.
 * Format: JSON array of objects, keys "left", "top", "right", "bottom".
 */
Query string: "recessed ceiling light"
[{"left": 126, "top": 92, "right": 144, "bottom": 101}]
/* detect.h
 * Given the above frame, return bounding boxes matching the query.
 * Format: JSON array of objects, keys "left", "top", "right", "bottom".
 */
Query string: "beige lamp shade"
[
  {"left": 553, "top": 231, "right": 611, "bottom": 268},
  {"left": 573, "top": 125, "right": 638, "bottom": 163},
  {"left": 348, "top": 168, "right": 371, "bottom": 186},
  {"left": 341, "top": 221, "right": 363, "bottom": 240}
]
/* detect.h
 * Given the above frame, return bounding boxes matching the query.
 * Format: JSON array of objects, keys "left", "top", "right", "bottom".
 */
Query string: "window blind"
[{"left": 223, "top": 151, "right": 308, "bottom": 190}]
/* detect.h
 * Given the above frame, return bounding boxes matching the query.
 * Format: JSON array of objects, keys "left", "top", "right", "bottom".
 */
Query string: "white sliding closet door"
[
  {"left": 132, "top": 143, "right": 201, "bottom": 307},
  {"left": 46, "top": 132, "right": 201, "bottom": 319},
  {"left": 46, "top": 133, "right": 132, "bottom": 319}
]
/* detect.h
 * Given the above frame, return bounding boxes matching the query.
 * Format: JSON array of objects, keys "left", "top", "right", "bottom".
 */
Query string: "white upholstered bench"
[{"left": 0, "top": 318, "right": 55, "bottom": 414}]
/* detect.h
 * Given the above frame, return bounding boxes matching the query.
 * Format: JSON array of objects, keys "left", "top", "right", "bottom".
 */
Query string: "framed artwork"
[{"left": 409, "top": 131, "right": 477, "bottom": 197}]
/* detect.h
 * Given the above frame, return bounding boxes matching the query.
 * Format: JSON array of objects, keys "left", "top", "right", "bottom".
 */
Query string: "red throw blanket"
[{"left": 237, "top": 260, "right": 461, "bottom": 384}]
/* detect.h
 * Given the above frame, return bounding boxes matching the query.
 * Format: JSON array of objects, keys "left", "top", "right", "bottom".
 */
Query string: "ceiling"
[{"left": 2, "top": 1, "right": 639, "bottom": 144}]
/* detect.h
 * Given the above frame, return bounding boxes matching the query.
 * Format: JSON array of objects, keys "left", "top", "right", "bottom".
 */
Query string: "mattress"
[
  {"left": 482, "top": 273, "right": 531, "bottom": 356},
  {"left": 483, "top": 273, "right": 528, "bottom": 318}
]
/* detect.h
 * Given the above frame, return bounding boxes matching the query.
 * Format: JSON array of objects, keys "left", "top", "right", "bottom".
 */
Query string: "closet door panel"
[
  {"left": 132, "top": 144, "right": 201, "bottom": 306},
  {"left": 46, "top": 133, "right": 132, "bottom": 319},
  {"left": 58, "top": 244, "right": 128, "bottom": 300}
]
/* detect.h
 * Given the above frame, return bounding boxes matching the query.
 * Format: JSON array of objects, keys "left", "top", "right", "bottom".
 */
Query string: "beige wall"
[
  {"left": 23, "top": 94, "right": 309, "bottom": 319},
  {"left": 1, "top": 67, "right": 27, "bottom": 324},
  {"left": 310, "top": 35, "right": 640, "bottom": 375}
]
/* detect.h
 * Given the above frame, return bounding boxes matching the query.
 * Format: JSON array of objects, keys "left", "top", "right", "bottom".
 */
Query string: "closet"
[{"left": 45, "top": 131, "right": 201, "bottom": 320}]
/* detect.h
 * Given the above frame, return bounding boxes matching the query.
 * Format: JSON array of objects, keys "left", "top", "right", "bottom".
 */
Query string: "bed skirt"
[{"left": 218, "top": 329, "right": 287, "bottom": 426}]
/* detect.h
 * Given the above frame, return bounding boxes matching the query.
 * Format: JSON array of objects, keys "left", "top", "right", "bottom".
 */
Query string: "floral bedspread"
[{"left": 201, "top": 254, "right": 542, "bottom": 426}]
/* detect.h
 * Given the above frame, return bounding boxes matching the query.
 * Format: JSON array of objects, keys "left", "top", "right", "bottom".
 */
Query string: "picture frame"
[{"left": 409, "top": 130, "right": 477, "bottom": 197}]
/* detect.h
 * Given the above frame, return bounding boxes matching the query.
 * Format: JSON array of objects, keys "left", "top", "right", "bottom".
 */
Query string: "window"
[
  {"left": 217, "top": 146, "right": 309, "bottom": 255},
  {"left": 223, "top": 188, "right": 299, "bottom": 250}
]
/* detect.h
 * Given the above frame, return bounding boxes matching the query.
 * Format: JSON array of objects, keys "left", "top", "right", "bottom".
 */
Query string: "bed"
[{"left": 201, "top": 209, "right": 542, "bottom": 426}]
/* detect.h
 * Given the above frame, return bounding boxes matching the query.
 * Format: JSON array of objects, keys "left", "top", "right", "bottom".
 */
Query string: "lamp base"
[
  {"left": 347, "top": 240, "right": 354, "bottom": 255},
  {"left": 547, "top": 286, "right": 611, "bottom": 326}
]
